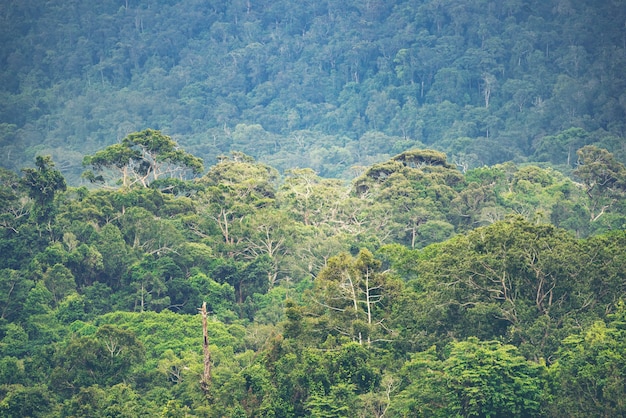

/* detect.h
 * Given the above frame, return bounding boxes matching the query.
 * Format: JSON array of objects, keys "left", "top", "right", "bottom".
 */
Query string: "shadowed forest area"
[{"left": 1, "top": 0, "right": 626, "bottom": 180}]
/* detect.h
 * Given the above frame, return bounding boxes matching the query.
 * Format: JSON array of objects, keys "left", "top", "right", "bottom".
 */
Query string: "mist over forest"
[
  {"left": 1, "top": 0, "right": 626, "bottom": 181},
  {"left": 2, "top": 1, "right": 626, "bottom": 417}
]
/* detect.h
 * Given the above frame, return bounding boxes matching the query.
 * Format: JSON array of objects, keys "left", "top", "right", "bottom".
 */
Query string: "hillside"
[{"left": 1, "top": 0, "right": 626, "bottom": 182}]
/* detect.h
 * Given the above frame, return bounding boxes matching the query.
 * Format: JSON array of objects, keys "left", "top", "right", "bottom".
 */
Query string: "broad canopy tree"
[
  {"left": 83, "top": 129, "right": 204, "bottom": 188},
  {"left": 310, "top": 249, "right": 400, "bottom": 347}
]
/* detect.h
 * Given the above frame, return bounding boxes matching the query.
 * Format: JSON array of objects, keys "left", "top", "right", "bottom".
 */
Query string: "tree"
[
  {"left": 278, "top": 168, "right": 347, "bottom": 228},
  {"left": 352, "top": 149, "right": 463, "bottom": 247},
  {"left": 444, "top": 338, "right": 545, "bottom": 417},
  {"left": 83, "top": 129, "right": 203, "bottom": 188},
  {"left": 240, "top": 208, "right": 299, "bottom": 287},
  {"left": 533, "top": 127, "right": 590, "bottom": 166},
  {"left": 311, "top": 249, "right": 399, "bottom": 347},
  {"left": 52, "top": 324, "right": 145, "bottom": 393},
  {"left": 415, "top": 217, "right": 586, "bottom": 360},
  {"left": 0, "top": 269, "right": 33, "bottom": 322},
  {"left": 195, "top": 152, "right": 277, "bottom": 248},
  {"left": 574, "top": 145, "right": 626, "bottom": 221},
  {"left": 391, "top": 338, "right": 546, "bottom": 418},
  {"left": 43, "top": 263, "right": 76, "bottom": 306},
  {"left": 0, "top": 168, "right": 29, "bottom": 235},
  {"left": 20, "top": 156, "right": 67, "bottom": 222},
  {"left": 550, "top": 306, "right": 626, "bottom": 417},
  {"left": 0, "top": 384, "right": 55, "bottom": 418}
]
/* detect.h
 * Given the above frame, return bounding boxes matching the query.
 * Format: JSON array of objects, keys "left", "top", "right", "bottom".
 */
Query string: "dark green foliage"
[
  {"left": 51, "top": 324, "right": 145, "bottom": 394},
  {"left": 20, "top": 156, "right": 66, "bottom": 222},
  {"left": 0, "top": 384, "right": 55, "bottom": 418},
  {"left": 2, "top": 0, "right": 626, "bottom": 181}
]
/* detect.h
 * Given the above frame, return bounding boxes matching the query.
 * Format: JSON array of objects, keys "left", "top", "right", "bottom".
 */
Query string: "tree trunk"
[{"left": 199, "top": 302, "right": 212, "bottom": 396}]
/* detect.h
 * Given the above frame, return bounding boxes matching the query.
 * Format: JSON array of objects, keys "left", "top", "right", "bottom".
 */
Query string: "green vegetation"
[
  {"left": 2, "top": 0, "right": 626, "bottom": 415},
  {"left": 2, "top": 138, "right": 626, "bottom": 415},
  {"left": 1, "top": 0, "right": 626, "bottom": 182}
]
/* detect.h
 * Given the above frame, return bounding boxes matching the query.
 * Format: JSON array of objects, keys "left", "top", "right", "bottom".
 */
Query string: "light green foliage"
[
  {"left": 392, "top": 339, "right": 545, "bottom": 417},
  {"left": 278, "top": 168, "right": 347, "bottom": 228},
  {"left": 550, "top": 306, "right": 626, "bottom": 417},
  {"left": 305, "top": 382, "right": 358, "bottom": 418},
  {"left": 444, "top": 338, "right": 545, "bottom": 417},
  {"left": 195, "top": 152, "right": 278, "bottom": 250},
  {"left": 310, "top": 249, "right": 401, "bottom": 347}
]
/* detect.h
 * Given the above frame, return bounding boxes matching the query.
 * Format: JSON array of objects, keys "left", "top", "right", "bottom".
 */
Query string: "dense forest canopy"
[
  {"left": 3, "top": 0, "right": 626, "bottom": 416},
  {"left": 1, "top": 142, "right": 626, "bottom": 415},
  {"left": 1, "top": 0, "right": 626, "bottom": 181}
]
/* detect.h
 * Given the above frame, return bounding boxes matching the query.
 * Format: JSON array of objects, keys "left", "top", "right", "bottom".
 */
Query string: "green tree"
[
  {"left": 0, "top": 269, "right": 33, "bottom": 322},
  {"left": 550, "top": 307, "right": 626, "bottom": 417},
  {"left": 0, "top": 384, "right": 55, "bottom": 418},
  {"left": 195, "top": 152, "right": 277, "bottom": 248},
  {"left": 444, "top": 338, "right": 545, "bottom": 418},
  {"left": 391, "top": 338, "right": 546, "bottom": 418},
  {"left": 83, "top": 129, "right": 203, "bottom": 188},
  {"left": 52, "top": 324, "right": 145, "bottom": 393},
  {"left": 533, "top": 127, "right": 590, "bottom": 166},
  {"left": 0, "top": 168, "right": 28, "bottom": 236},
  {"left": 20, "top": 155, "right": 67, "bottom": 222},
  {"left": 414, "top": 217, "right": 586, "bottom": 360},
  {"left": 311, "top": 249, "right": 401, "bottom": 347},
  {"left": 43, "top": 263, "right": 75, "bottom": 307},
  {"left": 278, "top": 168, "right": 347, "bottom": 228},
  {"left": 574, "top": 145, "right": 626, "bottom": 222}
]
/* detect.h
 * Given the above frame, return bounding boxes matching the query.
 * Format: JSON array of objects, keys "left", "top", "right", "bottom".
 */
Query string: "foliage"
[
  {"left": 83, "top": 129, "right": 203, "bottom": 188},
  {"left": 392, "top": 338, "right": 545, "bottom": 417},
  {"left": 2, "top": 0, "right": 626, "bottom": 182},
  {"left": 0, "top": 146, "right": 626, "bottom": 415}
]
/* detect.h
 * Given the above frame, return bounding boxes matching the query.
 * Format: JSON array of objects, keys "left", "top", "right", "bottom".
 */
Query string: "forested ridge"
[
  {"left": 3, "top": 0, "right": 626, "bottom": 416},
  {"left": 1, "top": 0, "right": 626, "bottom": 181}
]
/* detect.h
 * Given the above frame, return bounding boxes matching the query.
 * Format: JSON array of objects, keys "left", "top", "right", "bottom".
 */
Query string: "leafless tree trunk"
[{"left": 199, "top": 302, "right": 212, "bottom": 395}]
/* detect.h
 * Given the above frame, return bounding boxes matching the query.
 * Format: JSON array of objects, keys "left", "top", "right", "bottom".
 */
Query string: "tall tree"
[
  {"left": 20, "top": 156, "right": 67, "bottom": 222},
  {"left": 311, "top": 249, "right": 400, "bottom": 347},
  {"left": 574, "top": 145, "right": 626, "bottom": 221},
  {"left": 83, "top": 129, "right": 203, "bottom": 188}
]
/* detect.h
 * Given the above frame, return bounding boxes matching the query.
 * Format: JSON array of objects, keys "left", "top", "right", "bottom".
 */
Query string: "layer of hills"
[{"left": 1, "top": 0, "right": 626, "bottom": 182}]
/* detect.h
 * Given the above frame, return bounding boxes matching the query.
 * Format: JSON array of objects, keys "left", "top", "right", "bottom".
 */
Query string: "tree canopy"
[{"left": 1, "top": 146, "right": 625, "bottom": 416}]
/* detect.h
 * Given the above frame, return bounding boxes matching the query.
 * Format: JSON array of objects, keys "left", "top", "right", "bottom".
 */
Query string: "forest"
[
  {"left": 2, "top": 0, "right": 626, "bottom": 417},
  {"left": 2, "top": 134, "right": 626, "bottom": 416},
  {"left": 1, "top": 0, "right": 626, "bottom": 181}
]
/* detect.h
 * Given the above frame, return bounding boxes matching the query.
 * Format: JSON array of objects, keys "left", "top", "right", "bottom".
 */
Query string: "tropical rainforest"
[{"left": 1, "top": 0, "right": 626, "bottom": 417}]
